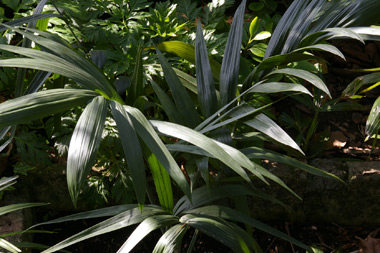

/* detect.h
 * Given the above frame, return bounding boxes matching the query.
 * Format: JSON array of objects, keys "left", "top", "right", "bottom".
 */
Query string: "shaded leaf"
[
  {"left": 219, "top": 0, "right": 246, "bottom": 106},
  {"left": 152, "top": 224, "right": 188, "bottom": 253},
  {"left": 185, "top": 205, "right": 312, "bottom": 252},
  {"left": 195, "top": 20, "right": 218, "bottom": 117},
  {"left": 123, "top": 106, "right": 191, "bottom": 200},
  {"left": 111, "top": 101, "right": 146, "bottom": 207},
  {"left": 155, "top": 46, "right": 200, "bottom": 128}
]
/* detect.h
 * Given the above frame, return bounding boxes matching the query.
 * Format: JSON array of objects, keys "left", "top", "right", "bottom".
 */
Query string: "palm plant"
[{"left": 2, "top": 0, "right": 380, "bottom": 252}]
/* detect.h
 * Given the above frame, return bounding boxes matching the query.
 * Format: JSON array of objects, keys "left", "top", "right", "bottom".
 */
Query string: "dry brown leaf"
[
  {"left": 359, "top": 236, "right": 380, "bottom": 253},
  {"left": 326, "top": 131, "right": 348, "bottom": 149}
]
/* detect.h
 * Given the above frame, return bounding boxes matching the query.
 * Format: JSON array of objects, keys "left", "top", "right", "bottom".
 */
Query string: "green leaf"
[
  {"left": 265, "top": 0, "right": 311, "bottom": 58},
  {"left": 153, "top": 224, "right": 188, "bottom": 253},
  {"left": 0, "top": 202, "right": 49, "bottom": 216},
  {"left": 29, "top": 205, "right": 138, "bottom": 229},
  {"left": 67, "top": 96, "right": 108, "bottom": 207},
  {"left": 0, "top": 238, "right": 21, "bottom": 253},
  {"left": 180, "top": 214, "right": 252, "bottom": 253},
  {"left": 0, "top": 176, "right": 18, "bottom": 192},
  {"left": 154, "top": 41, "right": 221, "bottom": 81},
  {"left": 265, "top": 68, "right": 331, "bottom": 98},
  {"left": 150, "top": 80, "right": 181, "bottom": 124},
  {"left": 185, "top": 205, "right": 312, "bottom": 252},
  {"left": 146, "top": 152, "right": 173, "bottom": 213},
  {"left": 229, "top": 106, "right": 304, "bottom": 154},
  {"left": 0, "top": 27, "right": 121, "bottom": 101},
  {"left": 123, "top": 106, "right": 191, "bottom": 200},
  {"left": 219, "top": 0, "right": 246, "bottom": 106},
  {"left": 117, "top": 215, "right": 179, "bottom": 252},
  {"left": 249, "top": 17, "right": 260, "bottom": 39},
  {"left": 293, "top": 44, "right": 345, "bottom": 61},
  {"left": 250, "top": 82, "right": 312, "bottom": 96},
  {"left": 252, "top": 31, "right": 271, "bottom": 41},
  {"left": 342, "top": 73, "right": 380, "bottom": 97},
  {"left": 366, "top": 96, "right": 380, "bottom": 138},
  {"left": 174, "top": 184, "right": 260, "bottom": 215},
  {"left": 42, "top": 206, "right": 166, "bottom": 253},
  {"left": 195, "top": 20, "right": 218, "bottom": 117},
  {"left": 0, "top": 89, "right": 98, "bottom": 128},
  {"left": 150, "top": 120, "right": 252, "bottom": 185},
  {"left": 127, "top": 43, "right": 144, "bottom": 104},
  {"left": 111, "top": 101, "right": 146, "bottom": 207},
  {"left": 0, "top": 14, "right": 59, "bottom": 32},
  {"left": 155, "top": 46, "right": 200, "bottom": 128}
]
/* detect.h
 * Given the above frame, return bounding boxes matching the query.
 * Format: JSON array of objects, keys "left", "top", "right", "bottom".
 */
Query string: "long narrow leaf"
[
  {"left": 153, "top": 224, "right": 188, "bottom": 253},
  {"left": 67, "top": 96, "right": 108, "bottom": 207},
  {"left": 242, "top": 147, "right": 344, "bottom": 181},
  {"left": 42, "top": 206, "right": 166, "bottom": 253},
  {"left": 0, "top": 239, "right": 21, "bottom": 253},
  {"left": 111, "top": 101, "right": 146, "bottom": 207},
  {"left": 145, "top": 152, "right": 173, "bottom": 213},
  {"left": 155, "top": 46, "right": 200, "bottom": 128},
  {"left": 365, "top": 96, "right": 380, "bottom": 138},
  {"left": 154, "top": 41, "right": 221, "bottom": 81},
  {"left": 117, "top": 215, "right": 179, "bottom": 253},
  {"left": 0, "top": 89, "right": 98, "bottom": 128},
  {"left": 180, "top": 214, "right": 251, "bottom": 253},
  {"left": 219, "top": 0, "right": 246, "bottom": 106},
  {"left": 228, "top": 106, "right": 304, "bottom": 154},
  {"left": 250, "top": 82, "right": 312, "bottom": 96},
  {"left": 0, "top": 203, "right": 49, "bottom": 216},
  {"left": 195, "top": 20, "right": 218, "bottom": 117},
  {"left": 150, "top": 80, "right": 181, "bottom": 124},
  {"left": 185, "top": 205, "right": 312, "bottom": 252},
  {"left": 127, "top": 43, "right": 144, "bottom": 104},
  {"left": 265, "top": 68, "right": 331, "bottom": 98},
  {"left": 150, "top": 120, "right": 252, "bottom": 184},
  {"left": 123, "top": 106, "right": 191, "bottom": 200},
  {"left": 0, "top": 14, "right": 59, "bottom": 32},
  {"left": 29, "top": 205, "right": 138, "bottom": 229}
]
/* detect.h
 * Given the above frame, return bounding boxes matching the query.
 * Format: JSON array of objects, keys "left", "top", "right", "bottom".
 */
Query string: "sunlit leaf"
[
  {"left": 153, "top": 224, "right": 188, "bottom": 253},
  {"left": 0, "top": 239, "right": 21, "bottom": 253},
  {"left": 42, "top": 206, "right": 166, "bottom": 253},
  {"left": 117, "top": 215, "right": 178, "bottom": 253},
  {"left": 0, "top": 202, "right": 48, "bottom": 216},
  {"left": 67, "top": 96, "right": 108, "bottom": 207},
  {"left": 366, "top": 96, "right": 380, "bottom": 138},
  {"left": 0, "top": 89, "right": 98, "bottom": 128},
  {"left": 150, "top": 120, "right": 252, "bottom": 184},
  {"left": 180, "top": 214, "right": 252, "bottom": 253},
  {"left": 145, "top": 152, "right": 173, "bottom": 213},
  {"left": 265, "top": 68, "right": 331, "bottom": 98}
]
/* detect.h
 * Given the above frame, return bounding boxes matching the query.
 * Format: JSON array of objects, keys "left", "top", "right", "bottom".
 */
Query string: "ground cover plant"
[{"left": 1, "top": 0, "right": 380, "bottom": 252}]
